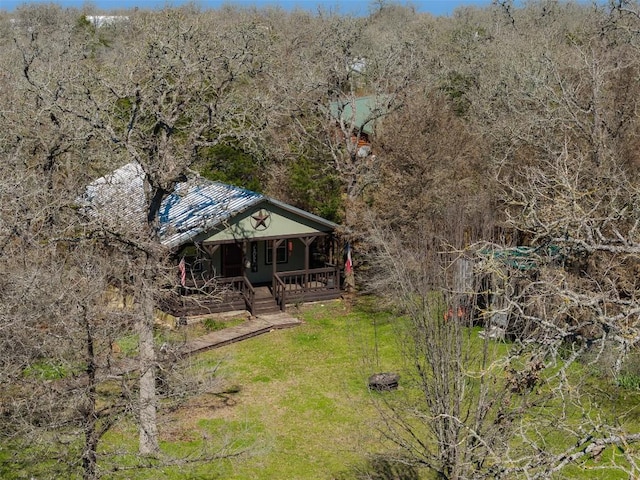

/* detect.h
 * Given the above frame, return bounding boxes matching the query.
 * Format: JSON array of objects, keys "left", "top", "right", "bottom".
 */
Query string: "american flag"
[
  {"left": 178, "top": 257, "right": 186, "bottom": 287},
  {"left": 345, "top": 243, "right": 353, "bottom": 274}
]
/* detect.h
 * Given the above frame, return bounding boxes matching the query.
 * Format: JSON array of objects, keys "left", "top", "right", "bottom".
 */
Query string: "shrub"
[
  {"left": 616, "top": 373, "right": 640, "bottom": 391},
  {"left": 203, "top": 318, "right": 227, "bottom": 332}
]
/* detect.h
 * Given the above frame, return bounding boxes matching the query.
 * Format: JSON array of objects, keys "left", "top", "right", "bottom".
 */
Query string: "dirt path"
[
  {"left": 100, "top": 312, "right": 302, "bottom": 379},
  {"left": 180, "top": 312, "right": 302, "bottom": 355}
]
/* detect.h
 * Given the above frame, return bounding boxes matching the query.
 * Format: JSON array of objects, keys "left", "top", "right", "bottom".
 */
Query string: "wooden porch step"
[
  {"left": 250, "top": 285, "right": 280, "bottom": 315},
  {"left": 253, "top": 296, "right": 280, "bottom": 315},
  {"left": 254, "top": 286, "right": 273, "bottom": 298}
]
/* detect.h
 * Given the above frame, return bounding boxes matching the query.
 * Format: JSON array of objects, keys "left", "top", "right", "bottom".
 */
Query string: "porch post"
[
  {"left": 302, "top": 236, "right": 317, "bottom": 289},
  {"left": 272, "top": 240, "right": 277, "bottom": 294},
  {"left": 273, "top": 239, "right": 284, "bottom": 310},
  {"left": 304, "top": 238, "right": 310, "bottom": 289}
]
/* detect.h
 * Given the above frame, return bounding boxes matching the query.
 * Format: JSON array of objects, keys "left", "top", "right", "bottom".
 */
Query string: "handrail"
[
  {"left": 273, "top": 274, "right": 287, "bottom": 311},
  {"left": 278, "top": 267, "right": 335, "bottom": 290},
  {"left": 274, "top": 265, "right": 340, "bottom": 301},
  {"left": 242, "top": 275, "right": 256, "bottom": 295},
  {"left": 276, "top": 266, "right": 336, "bottom": 276},
  {"left": 241, "top": 275, "right": 256, "bottom": 314}
]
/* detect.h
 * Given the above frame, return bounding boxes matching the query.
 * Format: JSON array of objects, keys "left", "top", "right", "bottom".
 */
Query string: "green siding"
[
  {"left": 197, "top": 202, "right": 332, "bottom": 244},
  {"left": 329, "top": 95, "right": 390, "bottom": 135},
  {"left": 245, "top": 238, "right": 307, "bottom": 284}
]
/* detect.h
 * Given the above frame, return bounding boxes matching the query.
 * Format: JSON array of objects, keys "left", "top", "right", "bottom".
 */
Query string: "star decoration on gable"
[{"left": 250, "top": 209, "right": 271, "bottom": 231}]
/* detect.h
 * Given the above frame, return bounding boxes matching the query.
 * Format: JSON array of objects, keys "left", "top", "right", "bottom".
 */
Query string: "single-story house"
[{"left": 84, "top": 162, "right": 342, "bottom": 317}]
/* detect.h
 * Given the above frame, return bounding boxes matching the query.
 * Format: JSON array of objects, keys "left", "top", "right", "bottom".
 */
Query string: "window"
[{"left": 265, "top": 240, "right": 288, "bottom": 264}]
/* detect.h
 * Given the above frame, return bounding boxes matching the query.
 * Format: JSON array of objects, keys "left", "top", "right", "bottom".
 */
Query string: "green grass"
[
  {"left": 22, "top": 359, "right": 76, "bottom": 380},
  {"left": 115, "top": 333, "right": 139, "bottom": 357},
  {"left": 99, "top": 298, "right": 407, "bottom": 479},
  {"left": 202, "top": 317, "right": 244, "bottom": 332},
  {"left": 112, "top": 315, "right": 247, "bottom": 358},
  {"left": 189, "top": 300, "right": 402, "bottom": 479},
  {"left": 88, "top": 300, "right": 640, "bottom": 478},
  {"left": 5, "top": 298, "right": 640, "bottom": 479},
  {"left": 617, "top": 373, "right": 640, "bottom": 391}
]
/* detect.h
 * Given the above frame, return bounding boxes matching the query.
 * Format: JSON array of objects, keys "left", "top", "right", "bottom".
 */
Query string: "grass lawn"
[
  {"left": 101, "top": 297, "right": 409, "bottom": 479},
  {"left": 97, "top": 296, "right": 640, "bottom": 479},
  {"left": 5, "top": 297, "right": 639, "bottom": 479}
]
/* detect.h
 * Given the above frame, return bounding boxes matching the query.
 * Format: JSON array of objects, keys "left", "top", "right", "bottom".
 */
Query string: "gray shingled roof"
[{"left": 84, "top": 162, "right": 336, "bottom": 249}]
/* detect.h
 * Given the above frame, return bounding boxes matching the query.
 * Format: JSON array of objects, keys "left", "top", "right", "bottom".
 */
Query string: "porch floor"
[{"left": 254, "top": 285, "right": 273, "bottom": 297}]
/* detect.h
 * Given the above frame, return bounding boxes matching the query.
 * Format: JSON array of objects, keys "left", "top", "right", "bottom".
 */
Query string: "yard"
[
  {"left": 100, "top": 298, "right": 411, "bottom": 479},
  {"left": 3, "top": 298, "right": 639, "bottom": 479}
]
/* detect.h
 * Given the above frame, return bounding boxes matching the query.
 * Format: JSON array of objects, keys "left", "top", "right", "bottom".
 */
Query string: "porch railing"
[
  {"left": 220, "top": 275, "right": 255, "bottom": 314},
  {"left": 273, "top": 265, "right": 340, "bottom": 309},
  {"left": 179, "top": 265, "right": 339, "bottom": 314},
  {"left": 180, "top": 275, "right": 256, "bottom": 312},
  {"left": 241, "top": 275, "right": 256, "bottom": 314},
  {"left": 273, "top": 274, "right": 287, "bottom": 311}
]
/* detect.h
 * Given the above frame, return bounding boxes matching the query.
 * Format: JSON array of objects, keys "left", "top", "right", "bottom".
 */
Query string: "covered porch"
[
  {"left": 85, "top": 163, "right": 344, "bottom": 319},
  {"left": 167, "top": 233, "right": 342, "bottom": 317}
]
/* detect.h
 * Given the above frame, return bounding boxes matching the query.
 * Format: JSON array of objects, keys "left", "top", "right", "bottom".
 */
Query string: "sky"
[{"left": 0, "top": 0, "right": 495, "bottom": 16}]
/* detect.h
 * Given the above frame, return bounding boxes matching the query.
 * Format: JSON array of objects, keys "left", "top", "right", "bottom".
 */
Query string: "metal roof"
[
  {"left": 84, "top": 162, "right": 337, "bottom": 249},
  {"left": 479, "top": 245, "right": 563, "bottom": 271},
  {"left": 329, "top": 95, "right": 391, "bottom": 135}
]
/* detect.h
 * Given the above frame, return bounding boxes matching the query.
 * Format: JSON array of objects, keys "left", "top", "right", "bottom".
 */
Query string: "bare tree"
[
  {"left": 361, "top": 3, "right": 640, "bottom": 477},
  {"left": 260, "top": 7, "right": 421, "bottom": 289},
  {"left": 4, "top": 2, "right": 640, "bottom": 478},
  {"left": 79, "top": 7, "right": 269, "bottom": 454},
  {"left": 0, "top": 9, "right": 136, "bottom": 479},
  {"left": 1, "top": 5, "right": 269, "bottom": 470},
  {"left": 366, "top": 214, "right": 640, "bottom": 479},
  {"left": 477, "top": 0, "right": 640, "bottom": 370},
  {"left": 365, "top": 220, "right": 511, "bottom": 479}
]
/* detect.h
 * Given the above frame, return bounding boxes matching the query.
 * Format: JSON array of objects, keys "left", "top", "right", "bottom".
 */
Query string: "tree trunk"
[
  {"left": 138, "top": 255, "right": 159, "bottom": 455},
  {"left": 82, "top": 311, "right": 99, "bottom": 480},
  {"left": 343, "top": 191, "right": 357, "bottom": 292}
]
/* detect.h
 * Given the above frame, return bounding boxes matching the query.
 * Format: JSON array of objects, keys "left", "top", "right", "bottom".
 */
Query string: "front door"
[{"left": 222, "top": 243, "right": 244, "bottom": 277}]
